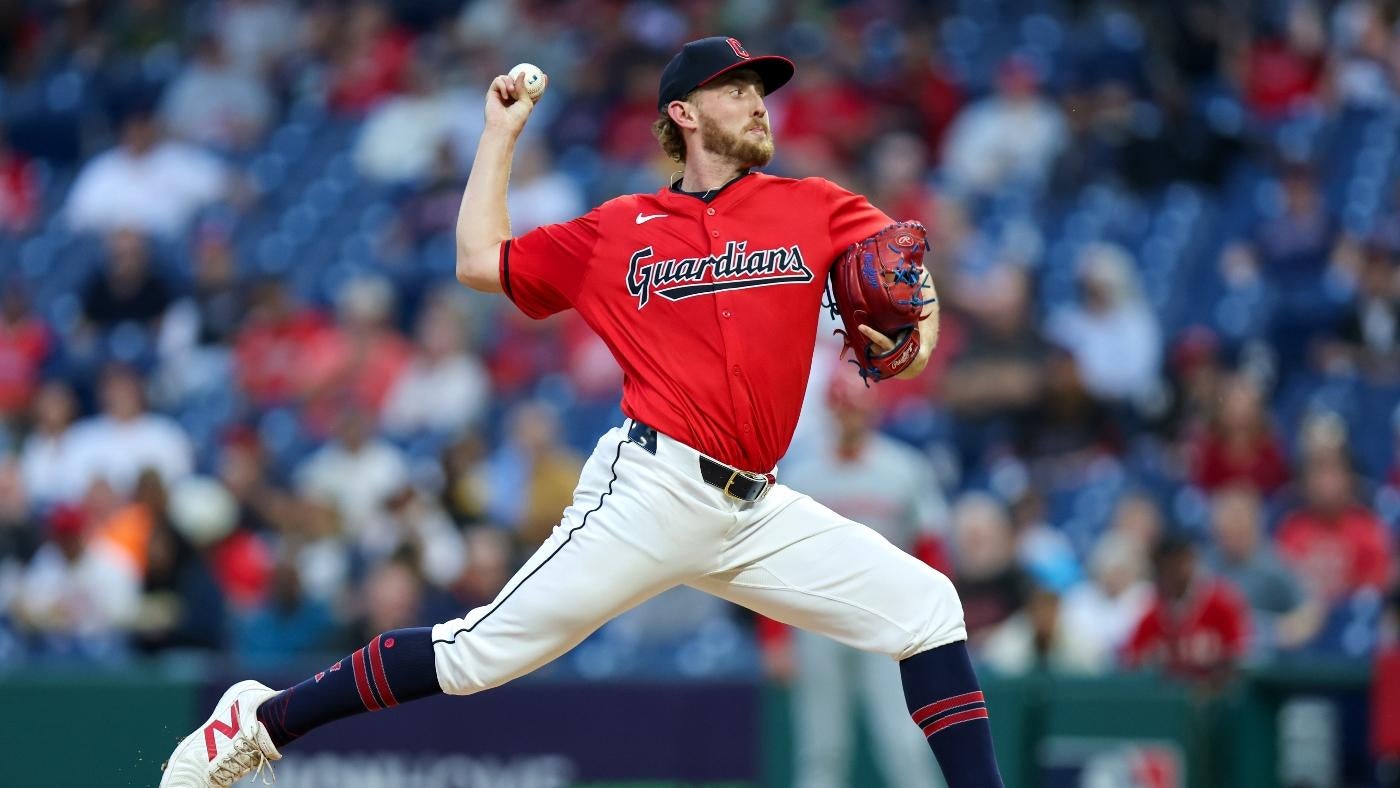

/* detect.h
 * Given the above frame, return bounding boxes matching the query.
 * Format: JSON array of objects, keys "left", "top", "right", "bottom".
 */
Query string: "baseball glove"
[{"left": 826, "top": 221, "right": 935, "bottom": 383}]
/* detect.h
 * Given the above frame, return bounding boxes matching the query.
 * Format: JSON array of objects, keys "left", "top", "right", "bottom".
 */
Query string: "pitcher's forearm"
[
  {"left": 919, "top": 277, "right": 940, "bottom": 356},
  {"left": 894, "top": 277, "right": 939, "bottom": 380},
  {"left": 455, "top": 128, "right": 519, "bottom": 291}
]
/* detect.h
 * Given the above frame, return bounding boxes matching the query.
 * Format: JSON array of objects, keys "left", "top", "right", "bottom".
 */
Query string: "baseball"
[{"left": 509, "top": 62, "right": 547, "bottom": 101}]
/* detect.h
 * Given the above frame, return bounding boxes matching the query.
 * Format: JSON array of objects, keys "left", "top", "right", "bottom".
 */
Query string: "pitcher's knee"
[
  {"left": 898, "top": 566, "right": 967, "bottom": 660},
  {"left": 433, "top": 657, "right": 493, "bottom": 696},
  {"left": 429, "top": 616, "right": 528, "bottom": 696}
]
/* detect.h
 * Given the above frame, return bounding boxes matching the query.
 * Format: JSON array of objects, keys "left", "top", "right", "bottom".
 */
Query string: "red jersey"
[
  {"left": 499, "top": 172, "right": 891, "bottom": 471},
  {"left": 1122, "top": 577, "right": 1250, "bottom": 679},
  {"left": 1189, "top": 429, "right": 1290, "bottom": 494},
  {"left": 0, "top": 316, "right": 48, "bottom": 416},
  {"left": 1275, "top": 504, "right": 1394, "bottom": 602}
]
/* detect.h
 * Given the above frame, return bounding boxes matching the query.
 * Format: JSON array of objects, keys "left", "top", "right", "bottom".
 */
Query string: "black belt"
[{"left": 627, "top": 420, "right": 774, "bottom": 502}]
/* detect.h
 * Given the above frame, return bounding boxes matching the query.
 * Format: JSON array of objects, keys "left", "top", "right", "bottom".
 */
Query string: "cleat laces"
[{"left": 210, "top": 737, "right": 275, "bottom": 786}]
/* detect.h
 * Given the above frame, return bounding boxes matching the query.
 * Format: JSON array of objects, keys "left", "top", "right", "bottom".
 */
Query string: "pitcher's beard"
[{"left": 698, "top": 115, "right": 774, "bottom": 168}]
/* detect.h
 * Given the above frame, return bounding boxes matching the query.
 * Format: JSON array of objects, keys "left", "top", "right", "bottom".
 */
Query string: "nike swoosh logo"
[{"left": 635, "top": 213, "right": 668, "bottom": 224}]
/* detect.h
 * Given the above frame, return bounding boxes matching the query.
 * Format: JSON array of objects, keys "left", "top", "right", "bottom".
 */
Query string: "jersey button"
[
  {"left": 732, "top": 365, "right": 741, "bottom": 376},
  {"left": 722, "top": 310, "right": 732, "bottom": 318},
  {"left": 742, "top": 423, "right": 752, "bottom": 432},
  {"left": 706, "top": 207, "right": 716, "bottom": 216},
  {"left": 710, "top": 229, "right": 720, "bottom": 238}
]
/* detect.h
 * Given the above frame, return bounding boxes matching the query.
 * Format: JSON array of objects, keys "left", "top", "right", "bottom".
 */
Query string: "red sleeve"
[
  {"left": 820, "top": 179, "right": 895, "bottom": 256},
  {"left": 1121, "top": 604, "right": 1161, "bottom": 668},
  {"left": 499, "top": 209, "right": 601, "bottom": 319}
]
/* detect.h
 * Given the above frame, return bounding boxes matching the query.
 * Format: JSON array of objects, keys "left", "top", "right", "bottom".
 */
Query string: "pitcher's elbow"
[{"left": 454, "top": 241, "right": 504, "bottom": 293}]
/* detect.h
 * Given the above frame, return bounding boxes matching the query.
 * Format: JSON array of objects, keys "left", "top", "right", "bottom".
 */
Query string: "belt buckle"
[{"left": 723, "top": 468, "right": 769, "bottom": 502}]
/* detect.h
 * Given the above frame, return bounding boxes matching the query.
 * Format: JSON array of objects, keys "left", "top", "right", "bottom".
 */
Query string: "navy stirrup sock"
[
  {"left": 900, "top": 640, "right": 1005, "bottom": 787},
  {"left": 256, "top": 627, "right": 441, "bottom": 748}
]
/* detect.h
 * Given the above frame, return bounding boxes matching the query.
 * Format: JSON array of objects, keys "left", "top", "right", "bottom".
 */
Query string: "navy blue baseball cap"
[{"left": 657, "top": 36, "right": 795, "bottom": 111}]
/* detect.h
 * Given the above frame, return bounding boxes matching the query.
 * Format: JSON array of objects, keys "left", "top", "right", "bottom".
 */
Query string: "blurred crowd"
[{"left": 0, "top": 0, "right": 1397, "bottom": 698}]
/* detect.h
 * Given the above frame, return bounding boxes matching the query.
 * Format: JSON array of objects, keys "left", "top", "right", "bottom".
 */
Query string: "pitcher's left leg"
[{"left": 693, "top": 487, "right": 1003, "bottom": 788}]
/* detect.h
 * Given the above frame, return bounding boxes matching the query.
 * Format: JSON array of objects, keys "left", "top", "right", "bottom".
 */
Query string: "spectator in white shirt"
[
  {"left": 942, "top": 56, "right": 1067, "bottom": 196},
  {"left": 19, "top": 381, "right": 83, "bottom": 507},
  {"left": 65, "top": 104, "right": 231, "bottom": 238},
  {"left": 161, "top": 34, "right": 274, "bottom": 151},
  {"left": 382, "top": 294, "right": 490, "bottom": 437},
  {"left": 66, "top": 365, "right": 194, "bottom": 498},
  {"left": 368, "top": 484, "right": 467, "bottom": 590},
  {"left": 15, "top": 506, "right": 140, "bottom": 651},
  {"left": 506, "top": 141, "right": 586, "bottom": 233},
  {"left": 295, "top": 409, "right": 408, "bottom": 542},
  {"left": 215, "top": 0, "right": 299, "bottom": 77},
  {"left": 1060, "top": 533, "right": 1154, "bottom": 656},
  {"left": 982, "top": 582, "right": 1109, "bottom": 675},
  {"left": 1047, "top": 243, "right": 1163, "bottom": 402},
  {"left": 354, "top": 59, "right": 455, "bottom": 183}
]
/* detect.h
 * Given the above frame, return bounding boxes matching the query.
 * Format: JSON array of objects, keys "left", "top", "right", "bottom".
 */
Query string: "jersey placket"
[{"left": 703, "top": 202, "right": 758, "bottom": 468}]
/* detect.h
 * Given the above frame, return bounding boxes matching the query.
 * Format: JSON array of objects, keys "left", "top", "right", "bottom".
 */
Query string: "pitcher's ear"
[{"left": 667, "top": 100, "right": 698, "bottom": 130}]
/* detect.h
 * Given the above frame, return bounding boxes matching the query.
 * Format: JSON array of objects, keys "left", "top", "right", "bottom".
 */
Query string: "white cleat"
[{"left": 160, "top": 680, "right": 282, "bottom": 787}]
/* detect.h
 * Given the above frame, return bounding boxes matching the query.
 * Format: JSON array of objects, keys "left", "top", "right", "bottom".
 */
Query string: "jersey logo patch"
[
  {"left": 627, "top": 241, "right": 813, "bottom": 308},
  {"left": 635, "top": 213, "right": 668, "bottom": 224}
]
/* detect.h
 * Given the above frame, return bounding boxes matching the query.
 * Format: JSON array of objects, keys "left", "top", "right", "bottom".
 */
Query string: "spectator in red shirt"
[
  {"left": 1242, "top": 6, "right": 1327, "bottom": 119},
  {"left": 485, "top": 307, "right": 568, "bottom": 400},
  {"left": 325, "top": 1, "right": 413, "bottom": 115},
  {"left": 0, "top": 132, "right": 38, "bottom": 233},
  {"left": 1123, "top": 535, "right": 1251, "bottom": 684},
  {"left": 776, "top": 61, "right": 876, "bottom": 168},
  {"left": 234, "top": 280, "right": 333, "bottom": 407},
  {"left": 1275, "top": 452, "right": 1395, "bottom": 604},
  {"left": 0, "top": 285, "right": 50, "bottom": 421},
  {"left": 297, "top": 276, "right": 412, "bottom": 437},
  {"left": 1189, "top": 371, "right": 1290, "bottom": 494},
  {"left": 869, "top": 27, "right": 962, "bottom": 157}
]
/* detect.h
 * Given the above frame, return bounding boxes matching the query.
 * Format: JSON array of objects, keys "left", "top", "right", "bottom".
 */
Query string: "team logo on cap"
[{"left": 727, "top": 38, "right": 750, "bottom": 58}]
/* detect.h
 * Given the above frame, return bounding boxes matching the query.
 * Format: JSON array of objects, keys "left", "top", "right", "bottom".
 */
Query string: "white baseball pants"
[{"left": 430, "top": 420, "right": 967, "bottom": 695}]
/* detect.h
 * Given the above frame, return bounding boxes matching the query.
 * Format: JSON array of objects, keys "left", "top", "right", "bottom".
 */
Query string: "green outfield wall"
[{"left": 0, "top": 663, "right": 1373, "bottom": 788}]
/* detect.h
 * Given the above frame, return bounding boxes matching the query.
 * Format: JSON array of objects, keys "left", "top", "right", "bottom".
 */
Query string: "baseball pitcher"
[{"left": 161, "top": 36, "right": 1003, "bottom": 788}]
